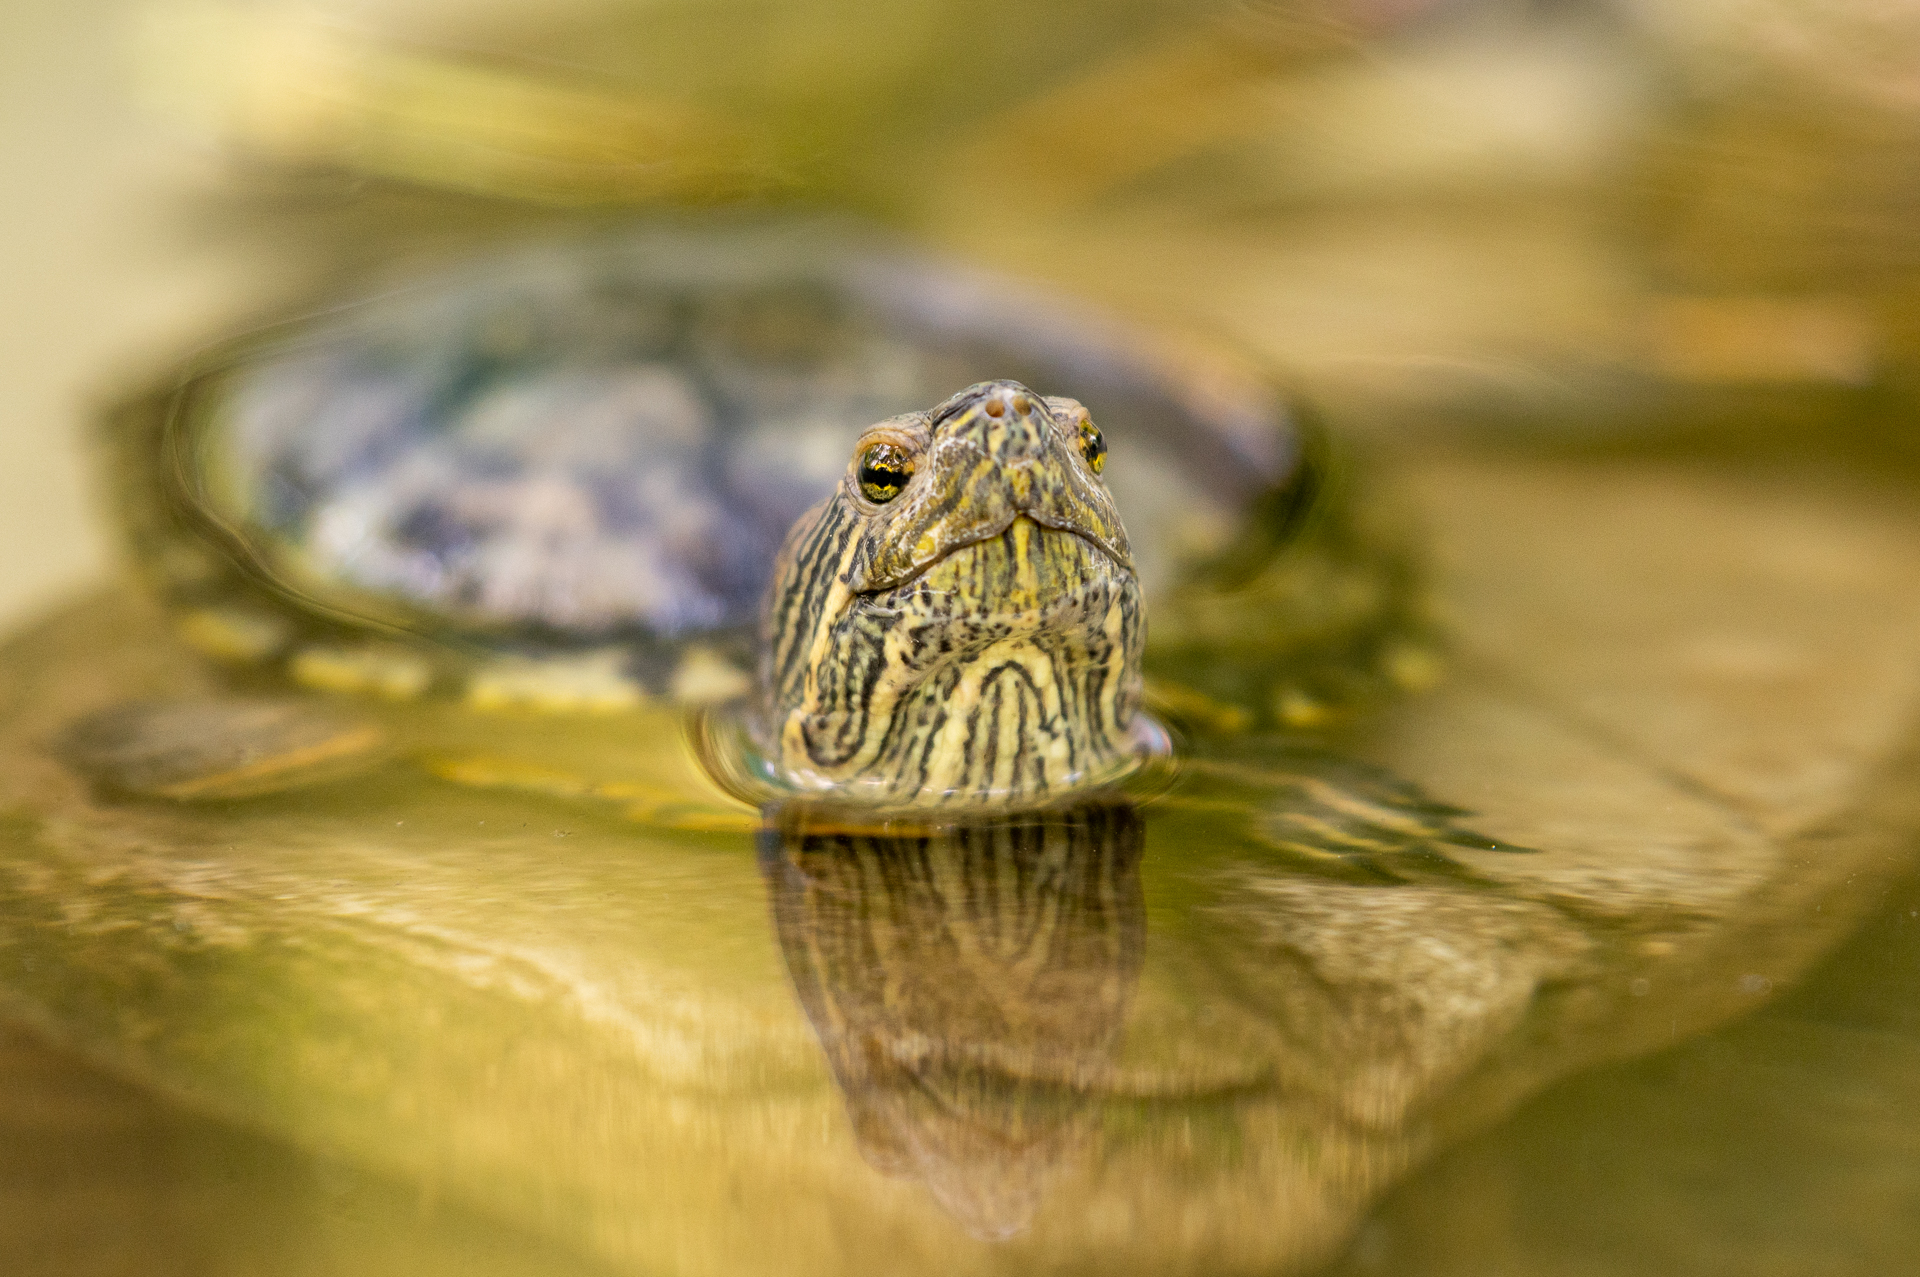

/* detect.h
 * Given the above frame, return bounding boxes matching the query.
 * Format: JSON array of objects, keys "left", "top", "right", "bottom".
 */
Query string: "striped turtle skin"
[{"left": 759, "top": 381, "right": 1148, "bottom": 808}]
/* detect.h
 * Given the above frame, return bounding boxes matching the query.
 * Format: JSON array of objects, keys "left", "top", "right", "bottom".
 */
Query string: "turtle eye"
[
  {"left": 857, "top": 442, "right": 916, "bottom": 503},
  {"left": 1078, "top": 420, "right": 1107, "bottom": 475}
]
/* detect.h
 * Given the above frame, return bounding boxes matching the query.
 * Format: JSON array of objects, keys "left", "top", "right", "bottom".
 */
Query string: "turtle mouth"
[
  {"left": 857, "top": 515, "right": 1131, "bottom": 602},
  {"left": 854, "top": 516, "right": 1133, "bottom": 633}
]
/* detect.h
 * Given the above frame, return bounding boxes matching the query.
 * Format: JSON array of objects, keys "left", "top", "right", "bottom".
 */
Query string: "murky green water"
[
  {"left": 7, "top": 852, "right": 1917, "bottom": 1277},
  {"left": 1323, "top": 859, "right": 1920, "bottom": 1277}
]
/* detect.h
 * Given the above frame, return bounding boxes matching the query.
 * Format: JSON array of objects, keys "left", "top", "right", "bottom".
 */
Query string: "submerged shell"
[{"left": 117, "top": 225, "right": 1299, "bottom": 688}]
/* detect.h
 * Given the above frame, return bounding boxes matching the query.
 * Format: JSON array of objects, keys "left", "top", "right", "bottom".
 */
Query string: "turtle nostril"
[
  {"left": 1011, "top": 392, "right": 1031, "bottom": 414},
  {"left": 984, "top": 397, "right": 1006, "bottom": 418}
]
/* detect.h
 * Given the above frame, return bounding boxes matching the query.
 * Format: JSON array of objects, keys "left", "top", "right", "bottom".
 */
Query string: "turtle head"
[{"left": 758, "top": 380, "right": 1148, "bottom": 807}]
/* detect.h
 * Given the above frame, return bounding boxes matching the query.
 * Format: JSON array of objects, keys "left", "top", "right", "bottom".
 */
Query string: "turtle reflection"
[{"left": 760, "top": 803, "right": 1143, "bottom": 1239}]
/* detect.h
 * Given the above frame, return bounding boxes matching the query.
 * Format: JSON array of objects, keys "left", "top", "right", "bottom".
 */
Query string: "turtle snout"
[{"left": 933, "top": 380, "right": 1053, "bottom": 465}]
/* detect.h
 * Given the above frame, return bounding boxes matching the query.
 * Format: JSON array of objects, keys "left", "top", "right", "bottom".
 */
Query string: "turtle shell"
[{"left": 109, "top": 225, "right": 1314, "bottom": 709}]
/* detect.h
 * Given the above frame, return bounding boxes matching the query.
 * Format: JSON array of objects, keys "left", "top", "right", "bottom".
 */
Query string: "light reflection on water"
[
  {"left": 761, "top": 804, "right": 1146, "bottom": 1240},
  {"left": 4, "top": 755, "right": 1920, "bottom": 1277}
]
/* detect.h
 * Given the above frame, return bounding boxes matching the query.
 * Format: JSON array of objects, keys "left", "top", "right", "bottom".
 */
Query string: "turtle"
[
  {"left": 26, "top": 224, "right": 1598, "bottom": 1250},
  {"left": 70, "top": 223, "right": 1437, "bottom": 822}
]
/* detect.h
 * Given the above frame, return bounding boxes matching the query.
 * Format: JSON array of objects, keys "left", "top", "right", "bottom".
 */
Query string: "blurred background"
[
  {"left": 8, "top": 2, "right": 1920, "bottom": 1273},
  {"left": 9, "top": 0, "right": 1920, "bottom": 631}
]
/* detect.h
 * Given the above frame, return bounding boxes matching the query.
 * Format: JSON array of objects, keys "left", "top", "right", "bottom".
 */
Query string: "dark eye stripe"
[{"left": 858, "top": 442, "right": 916, "bottom": 503}]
